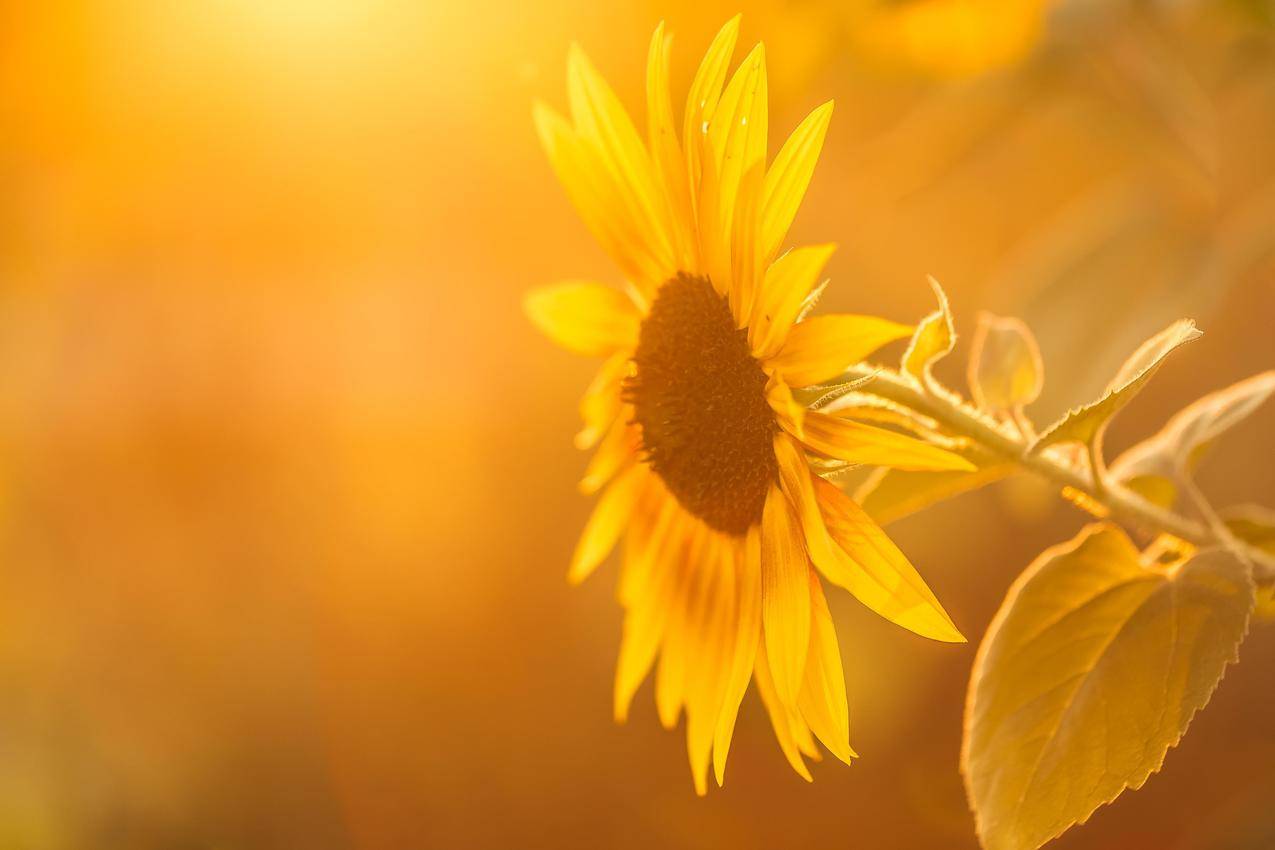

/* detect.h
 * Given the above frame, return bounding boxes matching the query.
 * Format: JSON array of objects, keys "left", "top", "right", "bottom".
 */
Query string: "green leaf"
[
  {"left": 963, "top": 523, "right": 1253, "bottom": 850},
  {"left": 1032, "top": 320, "right": 1201, "bottom": 452},
  {"left": 968, "top": 313, "right": 1043, "bottom": 411},
  {"left": 1110, "top": 371, "right": 1275, "bottom": 507},
  {"left": 902, "top": 277, "right": 955, "bottom": 382}
]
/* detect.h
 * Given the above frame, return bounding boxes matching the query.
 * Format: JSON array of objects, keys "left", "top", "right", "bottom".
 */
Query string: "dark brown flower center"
[{"left": 626, "top": 273, "right": 777, "bottom": 535}]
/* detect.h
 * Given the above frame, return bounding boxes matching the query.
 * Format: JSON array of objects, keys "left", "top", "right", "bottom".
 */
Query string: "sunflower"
[{"left": 526, "top": 15, "right": 970, "bottom": 793}]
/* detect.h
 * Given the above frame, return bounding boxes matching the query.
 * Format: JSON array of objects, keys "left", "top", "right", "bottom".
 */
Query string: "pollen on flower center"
[{"left": 626, "top": 273, "right": 778, "bottom": 535}]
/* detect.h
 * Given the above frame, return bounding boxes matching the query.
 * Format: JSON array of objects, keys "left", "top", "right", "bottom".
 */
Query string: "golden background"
[{"left": 2, "top": 1, "right": 1273, "bottom": 847}]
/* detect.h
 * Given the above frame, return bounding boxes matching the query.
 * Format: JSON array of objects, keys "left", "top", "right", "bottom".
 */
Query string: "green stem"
[{"left": 841, "top": 364, "right": 1275, "bottom": 582}]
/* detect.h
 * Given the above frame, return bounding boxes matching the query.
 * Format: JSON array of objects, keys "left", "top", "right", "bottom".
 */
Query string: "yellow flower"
[{"left": 526, "top": 16, "right": 970, "bottom": 793}]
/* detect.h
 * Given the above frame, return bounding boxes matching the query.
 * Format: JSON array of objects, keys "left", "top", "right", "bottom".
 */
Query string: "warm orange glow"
[{"left": 1, "top": 1, "right": 1272, "bottom": 848}]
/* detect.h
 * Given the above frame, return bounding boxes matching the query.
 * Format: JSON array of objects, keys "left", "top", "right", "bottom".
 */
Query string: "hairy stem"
[{"left": 842, "top": 364, "right": 1275, "bottom": 582}]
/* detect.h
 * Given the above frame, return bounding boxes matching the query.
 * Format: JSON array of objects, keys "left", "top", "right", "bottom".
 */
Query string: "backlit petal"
[
  {"left": 814, "top": 476, "right": 964, "bottom": 643},
  {"left": 761, "top": 101, "right": 833, "bottom": 262},
  {"left": 795, "top": 409, "right": 977, "bottom": 472},
  {"left": 749, "top": 243, "right": 837, "bottom": 357},
  {"left": 683, "top": 15, "right": 741, "bottom": 216},
  {"left": 534, "top": 103, "right": 670, "bottom": 290},
  {"left": 754, "top": 641, "right": 814, "bottom": 781},
  {"left": 769, "top": 314, "right": 913, "bottom": 388},
  {"left": 798, "top": 573, "right": 856, "bottom": 764},
  {"left": 525, "top": 281, "right": 640, "bottom": 356},
  {"left": 567, "top": 45, "right": 677, "bottom": 278},
  {"left": 713, "top": 528, "right": 761, "bottom": 785},
  {"left": 760, "top": 485, "right": 811, "bottom": 709},
  {"left": 569, "top": 464, "right": 645, "bottom": 584}
]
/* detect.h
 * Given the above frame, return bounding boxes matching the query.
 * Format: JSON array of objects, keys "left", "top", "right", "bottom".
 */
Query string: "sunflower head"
[{"left": 526, "top": 16, "right": 971, "bottom": 794}]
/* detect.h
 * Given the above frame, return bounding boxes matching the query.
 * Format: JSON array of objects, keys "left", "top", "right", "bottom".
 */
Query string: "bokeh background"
[{"left": 2, "top": 0, "right": 1274, "bottom": 847}]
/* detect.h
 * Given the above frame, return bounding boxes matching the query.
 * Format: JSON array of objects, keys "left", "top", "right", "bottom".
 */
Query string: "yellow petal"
[
  {"left": 760, "top": 485, "right": 811, "bottom": 710},
  {"left": 713, "top": 529, "right": 761, "bottom": 786},
  {"left": 656, "top": 527, "right": 712, "bottom": 730},
  {"left": 525, "top": 281, "right": 639, "bottom": 357},
  {"left": 685, "top": 534, "right": 736, "bottom": 795},
  {"left": 699, "top": 43, "right": 767, "bottom": 321},
  {"left": 569, "top": 464, "right": 644, "bottom": 584},
  {"left": 796, "top": 409, "right": 977, "bottom": 472},
  {"left": 646, "top": 22, "right": 694, "bottom": 270},
  {"left": 533, "top": 102, "right": 670, "bottom": 290},
  {"left": 814, "top": 476, "right": 964, "bottom": 642},
  {"left": 614, "top": 505, "right": 688, "bottom": 723},
  {"left": 567, "top": 45, "right": 676, "bottom": 276},
  {"left": 774, "top": 432, "right": 963, "bottom": 643},
  {"left": 765, "top": 372, "right": 805, "bottom": 438},
  {"left": 749, "top": 243, "right": 837, "bottom": 357},
  {"left": 798, "top": 573, "right": 857, "bottom": 765},
  {"left": 754, "top": 640, "right": 814, "bottom": 782},
  {"left": 578, "top": 417, "right": 639, "bottom": 495},
  {"left": 683, "top": 15, "right": 741, "bottom": 215},
  {"left": 576, "top": 353, "right": 630, "bottom": 450},
  {"left": 761, "top": 101, "right": 833, "bottom": 263},
  {"left": 769, "top": 314, "right": 913, "bottom": 388}
]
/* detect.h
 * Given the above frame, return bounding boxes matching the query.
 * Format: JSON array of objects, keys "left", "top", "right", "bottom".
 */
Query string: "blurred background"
[{"left": 2, "top": 0, "right": 1274, "bottom": 847}]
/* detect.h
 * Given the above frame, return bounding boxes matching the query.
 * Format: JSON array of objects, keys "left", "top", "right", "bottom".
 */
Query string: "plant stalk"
[{"left": 841, "top": 364, "right": 1275, "bottom": 583}]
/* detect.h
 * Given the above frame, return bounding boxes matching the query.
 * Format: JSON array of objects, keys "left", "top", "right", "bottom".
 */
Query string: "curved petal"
[
  {"left": 614, "top": 504, "right": 688, "bottom": 722},
  {"left": 754, "top": 640, "right": 815, "bottom": 781},
  {"left": 683, "top": 15, "right": 741, "bottom": 217},
  {"left": 766, "top": 372, "right": 805, "bottom": 438},
  {"left": 569, "top": 464, "right": 645, "bottom": 584},
  {"left": 769, "top": 314, "right": 913, "bottom": 388},
  {"left": 698, "top": 43, "right": 767, "bottom": 320},
  {"left": 761, "top": 101, "right": 834, "bottom": 262},
  {"left": 814, "top": 476, "right": 964, "bottom": 643},
  {"left": 579, "top": 416, "right": 639, "bottom": 495},
  {"left": 749, "top": 243, "right": 837, "bottom": 357},
  {"left": 534, "top": 103, "right": 671, "bottom": 290},
  {"left": 576, "top": 353, "right": 631, "bottom": 450},
  {"left": 795, "top": 409, "right": 977, "bottom": 472},
  {"left": 567, "top": 45, "right": 677, "bottom": 277},
  {"left": 760, "top": 484, "right": 811, "bottom": 709},
  {"left": 798, "top": 573, "right": 856, "bottom": 764},
  {"left": 646, "top": 22, "right": 694, "bottom": 269},
  {"left": 713, "top": 528, "right": 761, "bottom": 786},
  {"left": 525, "top": 281, "right": 640, "bottom": 357},
  {"left": 774, "top": 432, "right": 962, "bottom": 643}
]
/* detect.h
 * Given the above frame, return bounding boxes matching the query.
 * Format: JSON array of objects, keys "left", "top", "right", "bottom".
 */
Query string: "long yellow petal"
[
  {"left": 774, "top": 433, "right": 963, "bottom": 643},
  {"left": 576, "top": 353, "right": 630, "bottom": 450},
  {"left": 796, "top": 409, "right": 977, "bottom": 472},
  {"left": 754, "top": 640, "right": 814, "bottom": 781},
  {"left": 567, "top": 45, "right": 677, "bottom": 277},
  {"left": 769, "top": 314, "right": 913, "bottom": 388},
  {"left": 683, "top": 15, "right": 741, "bottom": 216},
  {"left": 760, "top": 485, "right": 811, "bottom": 710},
  {"left": 534, "top": 102, "right": 669, "bottom": 290},
  {"left": 614, "top": 504, "right": 686, "bottom": 722},
  {"left": 765, "top": 372, "right": 805, "bottom": 438},
  {"left": 655, "top": 526, "right": 712, "bottom": 730},
  {"left": 749, "top": 243, "right": 837, "bottom": 357},
  {"left": 700, "top": 43, "right": 767, "bottom": 321},
  {"left": 524, "top": 281, "right": 640, "bottom": 357},
  {"left": 685, "top": 533, "right": 736, "bottom": 795},
  {"left": 713, "top": 529, "right": 761, "bottom": 786},
  {"left": 646, "top": 22, "right": 694, "bottom": 270},
  {"left": 798, "top": 573, "right": 857, "bottom": 765},
  {"left": 569, "top": 464, "right": 644, "bottom": 584},
  {"left": 760, "top": 101, "right": 833, "bottom": 262},
  {"left": 814, "top": 476, "right": 964, "bottom": 643},
  {"left": 578, "top": 416, "right": 639, "bottom": 495}
]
